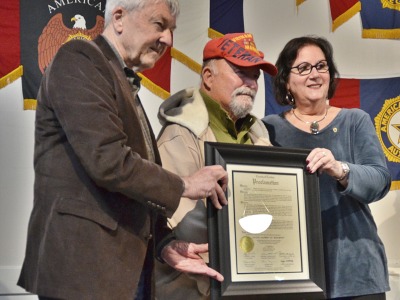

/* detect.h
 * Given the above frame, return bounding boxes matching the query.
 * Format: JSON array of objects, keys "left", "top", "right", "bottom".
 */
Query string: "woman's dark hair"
[{"left": 273, "top": 35, "right": 339, "bottom": 106}]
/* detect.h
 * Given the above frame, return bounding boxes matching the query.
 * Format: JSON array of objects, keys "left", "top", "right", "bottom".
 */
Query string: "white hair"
[{"left": 104, "top": 0, "right": 180, "bottom": 27}]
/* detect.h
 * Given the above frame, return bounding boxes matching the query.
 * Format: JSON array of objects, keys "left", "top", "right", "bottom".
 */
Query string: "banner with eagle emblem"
[{"left": 20, "top": 0, "right": 106, "bottom": 109}]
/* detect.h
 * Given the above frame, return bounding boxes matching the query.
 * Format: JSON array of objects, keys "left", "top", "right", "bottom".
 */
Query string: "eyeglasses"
[{"left": 290, "top": 60, "right": 329, "bottom": 76}]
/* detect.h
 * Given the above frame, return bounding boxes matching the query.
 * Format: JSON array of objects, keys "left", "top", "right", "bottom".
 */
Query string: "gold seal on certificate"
[{"left": 239, "top": 236, "right": 254, "bottom": 253}]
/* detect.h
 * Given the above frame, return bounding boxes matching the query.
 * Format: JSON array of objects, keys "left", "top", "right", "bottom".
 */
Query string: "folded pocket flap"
[{"left": 56, "top": 198, "right": 118, "bottom": 230}]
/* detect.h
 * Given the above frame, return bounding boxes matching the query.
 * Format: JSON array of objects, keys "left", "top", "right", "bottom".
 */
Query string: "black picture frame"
[{"left": 205, "top": 142, "right": 325, "bottom": 300}]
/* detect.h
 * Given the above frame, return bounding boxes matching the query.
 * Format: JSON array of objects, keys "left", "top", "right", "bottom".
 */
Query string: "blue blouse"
[{"left": 262, "top": 108, "right": 391, "bottom": 298}]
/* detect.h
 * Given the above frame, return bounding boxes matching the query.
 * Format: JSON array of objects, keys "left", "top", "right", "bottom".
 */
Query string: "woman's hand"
[{"left": 306, "top": 148, "right": 344, "bottom": 180}]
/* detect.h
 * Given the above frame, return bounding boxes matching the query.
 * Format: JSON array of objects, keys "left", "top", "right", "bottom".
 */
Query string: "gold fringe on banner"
[
  {"left": 296, "top": 0, "right": 306, "bottom": 6},
  {"left": 0, "top": 65, "right": 23, "bottom": 89},
  {"left": 137, "top": 73, "right": 171, "bottom": 100},
  {"left": 332, "top": 1, "right": 361, "bottom": 32},
  {"left": 171, "top": 48, "right": 202, "bottom": 74},
  {"left": 21, "top": 70, "right": 174, "bottom": 110},
  {"left": 208, "top": 28, "right": 223, "bottom": 39},
  {"left": 23, "top": 99, "right": 37, "bottom": 110},
  {"left": 362, "top": 28, "right": 400, "bottom": 39},
  {"left": 391, "top": 181, "right": 400, "bottom": 191}
]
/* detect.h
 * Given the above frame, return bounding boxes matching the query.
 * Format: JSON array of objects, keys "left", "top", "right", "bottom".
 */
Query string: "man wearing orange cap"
[{"left": 155, "top": 33, "right": 277, "bottom": 300}]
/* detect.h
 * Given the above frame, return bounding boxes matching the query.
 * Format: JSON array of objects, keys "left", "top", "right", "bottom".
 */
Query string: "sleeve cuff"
[{"left": 155, "top": 232, "right": 176, "bottom": 263}]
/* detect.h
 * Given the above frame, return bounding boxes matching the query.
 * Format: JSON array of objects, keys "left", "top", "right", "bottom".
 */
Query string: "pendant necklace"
[{"left": 292, "top": 107, "right": 328, "bottom": 135}]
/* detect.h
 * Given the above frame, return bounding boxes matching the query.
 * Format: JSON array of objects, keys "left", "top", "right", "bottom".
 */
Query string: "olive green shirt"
[{"left": 200, "top": 90, "right": 256, "bottom": 144}]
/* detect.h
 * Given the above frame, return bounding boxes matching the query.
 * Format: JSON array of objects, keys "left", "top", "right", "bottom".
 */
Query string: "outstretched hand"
[{"left": 161, "top": 240, "right": 224, "bottom": 282}]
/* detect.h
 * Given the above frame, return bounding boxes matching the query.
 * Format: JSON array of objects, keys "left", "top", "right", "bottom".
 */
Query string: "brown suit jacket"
[{"left": 17, "top": 35, "right": 183, "bottom": 299}]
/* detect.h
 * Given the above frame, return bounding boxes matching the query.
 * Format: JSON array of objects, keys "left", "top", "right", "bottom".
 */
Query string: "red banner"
[
  {"left": 329, "top": 0, "right": 361, "bottom": 31},
  {"left": 0, "top": 0, "right": 20, "bottom": 88}
]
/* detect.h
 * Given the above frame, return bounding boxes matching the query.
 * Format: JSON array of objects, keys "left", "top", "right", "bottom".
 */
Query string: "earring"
[{"left": 285, "top": 92, "right": 295, "bottom": 106}]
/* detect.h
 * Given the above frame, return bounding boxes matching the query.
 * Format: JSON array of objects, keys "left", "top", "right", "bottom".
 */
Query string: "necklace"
[{"left": 292, "top": 107, "right": 328, "bottom": 135}]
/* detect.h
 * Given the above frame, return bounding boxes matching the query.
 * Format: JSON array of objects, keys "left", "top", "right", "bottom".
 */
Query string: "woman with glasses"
[{"left": 263, "top": 36, "right": 391, "bottom": 300}]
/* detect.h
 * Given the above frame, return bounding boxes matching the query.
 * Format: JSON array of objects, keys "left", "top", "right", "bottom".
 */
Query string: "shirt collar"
[{"left": 101, "top": 35, "right": 142, "bottom": 88}]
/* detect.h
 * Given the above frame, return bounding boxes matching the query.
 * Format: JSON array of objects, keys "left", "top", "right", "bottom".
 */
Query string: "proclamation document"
[{"left": 226, "top": 164, "right": 309, "bottom": 282}]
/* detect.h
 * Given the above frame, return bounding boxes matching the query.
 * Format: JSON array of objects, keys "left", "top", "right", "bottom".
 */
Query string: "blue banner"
[
  {"left": 210, "top": 0, "right": 244, "bottom": 34},
  {"left": 360, "top": 0, "right": 400, "bottom": 39}
]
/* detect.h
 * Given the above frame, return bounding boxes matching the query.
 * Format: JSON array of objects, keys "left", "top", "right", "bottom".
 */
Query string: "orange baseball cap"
[{"left": 203, "top": 33, "right": 277, "bottom": 76}]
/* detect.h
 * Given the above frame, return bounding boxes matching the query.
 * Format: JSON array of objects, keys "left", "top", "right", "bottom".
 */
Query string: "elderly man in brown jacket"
[{"left": 17, "top": 0, "right": 228, "bottom": 299}]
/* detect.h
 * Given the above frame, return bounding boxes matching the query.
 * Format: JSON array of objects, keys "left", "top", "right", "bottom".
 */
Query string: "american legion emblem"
[{"left": 375, "top": 95, "right": 400, "bottom": 163}]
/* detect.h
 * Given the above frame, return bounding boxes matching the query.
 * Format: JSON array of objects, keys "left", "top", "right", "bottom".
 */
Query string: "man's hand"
[
  {"left": 161, "top": 240, "right": 224, "bottom": 282},
  {"left": 182, "top": 165, "right": 228, "bottom": 209}
]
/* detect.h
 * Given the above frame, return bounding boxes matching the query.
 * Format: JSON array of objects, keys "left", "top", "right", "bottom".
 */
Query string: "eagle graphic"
[{"left": 38, "top": 13, "right": 104, "bottom": 73}]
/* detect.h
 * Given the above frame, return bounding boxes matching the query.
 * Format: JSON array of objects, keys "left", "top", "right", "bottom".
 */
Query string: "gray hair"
[
  {"left": 104, "top": 0, "right": 180, "bottom": 27},
  {"left": 202, "top": 59, "right": 218, "bottom": 74}
]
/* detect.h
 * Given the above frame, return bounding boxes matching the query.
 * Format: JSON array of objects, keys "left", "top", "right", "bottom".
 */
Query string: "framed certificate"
[{"left": 205, "top": 142, "right": 325, "bottom": 300}]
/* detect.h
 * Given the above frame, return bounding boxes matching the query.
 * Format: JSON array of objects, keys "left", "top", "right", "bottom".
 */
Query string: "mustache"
[
  {"left": 231, "top": 87, "right": 257, "bottom": 100},
  {"left": 229, "top": 86, "right": 257, "bottom": 120}
]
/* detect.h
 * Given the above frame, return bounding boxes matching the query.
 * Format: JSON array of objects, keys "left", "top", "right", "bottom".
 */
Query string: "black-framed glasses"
[{"left": 290, "top": 60, "right": 329, "bottom": 76}]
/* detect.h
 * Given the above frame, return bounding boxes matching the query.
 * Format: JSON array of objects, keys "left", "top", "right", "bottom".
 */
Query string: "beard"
[{"left": 229, "top": 86, "right": 257, "bottom": 119}]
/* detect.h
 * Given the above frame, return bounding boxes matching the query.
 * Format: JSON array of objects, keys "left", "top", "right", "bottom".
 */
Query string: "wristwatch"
[{"left": 336, "top": 162, "right": 350, "bottom": 181}]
